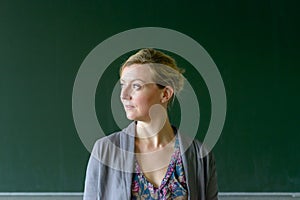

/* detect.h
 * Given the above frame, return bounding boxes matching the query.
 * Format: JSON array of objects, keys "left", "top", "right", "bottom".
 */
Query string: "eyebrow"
[{"left": 120, "top": 78, "right": 146, "bottom": 83}]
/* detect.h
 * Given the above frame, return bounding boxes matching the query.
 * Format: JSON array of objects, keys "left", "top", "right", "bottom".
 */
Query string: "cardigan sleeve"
[
  {"left": 83, "top": 140, "right": 103, "bottom": 200},
  {"left": 83, "top": 153, "right": 101, "bottom": 200},
  {"left": 206, "top": 152, "right": 219, "bottom": 200}
]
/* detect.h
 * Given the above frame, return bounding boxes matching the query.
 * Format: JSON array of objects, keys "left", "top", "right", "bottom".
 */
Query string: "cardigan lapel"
[
  {"left": 121, "top": 122, "right": 136, "bottom": 199},
  {"left": 178, "top": 130, "right": 198, "bottom": 200}
]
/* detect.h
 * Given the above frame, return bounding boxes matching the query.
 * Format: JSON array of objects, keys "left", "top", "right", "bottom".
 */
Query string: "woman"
[{"left": 83, "top": 48, "right": 218, "bottom": 200}]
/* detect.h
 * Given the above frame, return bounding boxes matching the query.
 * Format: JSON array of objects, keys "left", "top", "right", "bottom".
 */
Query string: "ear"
[{"left": 161, "top": 86, "right": 174, "bottom": 103}]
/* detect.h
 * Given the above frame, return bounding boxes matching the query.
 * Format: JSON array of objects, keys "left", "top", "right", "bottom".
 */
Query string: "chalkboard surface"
[{"left": 0, "top": 0, "right": 299, "bottom": 192}]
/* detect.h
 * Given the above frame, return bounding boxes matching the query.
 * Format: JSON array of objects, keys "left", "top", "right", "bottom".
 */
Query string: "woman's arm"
[
  {"left": 83, "top": 155, "right": 100, "bottom": 200},
  {"left": 206, "top": 152, "right": 219, "bottom": 200}
]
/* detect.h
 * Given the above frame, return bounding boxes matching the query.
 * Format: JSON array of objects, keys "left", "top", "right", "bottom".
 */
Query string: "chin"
[
  {"left": 125, "top": 112, "right": 149, "bottom": 122},
  {"left": 126, "top": 114, "right": 136, "bottom": 121},
  {"left": 126, "top": 115, "right": 145, "bottom": 122}
]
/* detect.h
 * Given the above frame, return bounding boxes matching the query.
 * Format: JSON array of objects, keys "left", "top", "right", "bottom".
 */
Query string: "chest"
[
  {"left": 135, "top": 148, "right": 174, "bottom": 187},
  {"left": 132, "top": 145, "right": 188, "bottom": 199}
]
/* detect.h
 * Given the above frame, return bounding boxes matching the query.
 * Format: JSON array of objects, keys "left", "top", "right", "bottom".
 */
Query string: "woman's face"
[{"left": 120, "top": 64, "right": 164, "bottom": 122}]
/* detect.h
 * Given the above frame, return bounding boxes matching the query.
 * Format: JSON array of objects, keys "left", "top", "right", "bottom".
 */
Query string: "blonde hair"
[{"left": 120, "top": 48, "right": 185, "bottom": 97}]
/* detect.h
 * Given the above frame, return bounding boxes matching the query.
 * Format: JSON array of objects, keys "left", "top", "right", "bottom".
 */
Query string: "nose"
[{"left": 120, "top": 85, "right": 132, "bottom": 100}]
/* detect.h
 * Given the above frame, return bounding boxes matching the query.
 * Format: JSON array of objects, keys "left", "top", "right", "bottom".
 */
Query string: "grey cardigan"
[{"left": 83, "top": 122, "right": 218, "bottom": 200}]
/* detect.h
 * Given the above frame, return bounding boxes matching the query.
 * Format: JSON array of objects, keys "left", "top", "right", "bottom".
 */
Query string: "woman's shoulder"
[
  {"left": 93, "top": 129, "right": 124, "bottom": 148},
  {"left": 95, "top": 122, "right": 135, "bottom": 144},
  {"left": 92, "top": 122, "right": 135, "bottom": 152},
  {"left": 177, "top": 131, "right": 213, "bottom": 160},
  {"left": 89, "top": 123, "right": 135, "bottom": 171}
]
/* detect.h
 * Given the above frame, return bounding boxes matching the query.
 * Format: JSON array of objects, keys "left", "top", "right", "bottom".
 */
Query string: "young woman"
[{"left": 83, "top": 48, "right": 218, "bottom": 200}]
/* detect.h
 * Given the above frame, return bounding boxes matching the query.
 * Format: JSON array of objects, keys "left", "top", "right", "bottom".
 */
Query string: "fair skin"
[{"left": 120, "top": 64, "right": 176, "bottom": 187}]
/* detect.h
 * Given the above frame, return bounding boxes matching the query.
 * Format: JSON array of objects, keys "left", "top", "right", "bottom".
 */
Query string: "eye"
[{"left": 132, "top": 83, "right": 142, "bottom": 90}]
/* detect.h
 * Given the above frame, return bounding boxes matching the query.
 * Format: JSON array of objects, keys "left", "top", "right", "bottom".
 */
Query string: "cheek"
[
  {"left": 133, "top": 93, "right": 161, "bottom": 110},
  {"left": 133, "top": 96, "right": 150, "bottom": 108}
]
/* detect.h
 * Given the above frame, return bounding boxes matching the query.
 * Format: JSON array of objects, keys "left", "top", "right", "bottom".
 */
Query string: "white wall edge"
[
  {"left": 0, "top": 192, "right": 299, "bottom": 197},
  {"left": 0, "top": 193, "right": 83, "bottom": 196},
  {"left": 219, "top": 192, "right": 300, "bottom": 197}
]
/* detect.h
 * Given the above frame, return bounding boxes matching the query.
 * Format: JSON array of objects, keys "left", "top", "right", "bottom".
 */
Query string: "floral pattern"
[{"left": 131, "top": 138, "right": 188, "bottom": 200}]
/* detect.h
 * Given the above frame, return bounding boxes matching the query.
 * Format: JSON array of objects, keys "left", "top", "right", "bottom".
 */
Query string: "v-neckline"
[{"left": 135, "top": 138, "right": 179, "bottom": 190}]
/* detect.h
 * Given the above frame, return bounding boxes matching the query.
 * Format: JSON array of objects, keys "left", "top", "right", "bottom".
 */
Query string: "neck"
[{"left": 135, "top": 119, "right": 175, "bottom": 150}]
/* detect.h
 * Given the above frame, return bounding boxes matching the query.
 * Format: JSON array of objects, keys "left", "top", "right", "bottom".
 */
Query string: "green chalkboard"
[{"left": 0, "top": 0, "right": 299, "bottom": 192}]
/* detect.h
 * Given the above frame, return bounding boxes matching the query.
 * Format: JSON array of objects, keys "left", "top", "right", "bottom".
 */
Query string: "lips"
[{"left": 124, "top": 105, "right": 135, "bottom": 110}]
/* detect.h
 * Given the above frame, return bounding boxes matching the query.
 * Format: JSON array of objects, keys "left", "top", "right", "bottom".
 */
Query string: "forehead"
[{"left": 121, "top": 64, "right": 154, "bottom": 82}]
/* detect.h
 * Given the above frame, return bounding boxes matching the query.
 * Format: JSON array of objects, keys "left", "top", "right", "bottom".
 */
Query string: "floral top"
[{"left": 131, "top": 138, "right": 188, "bottom": 200}]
